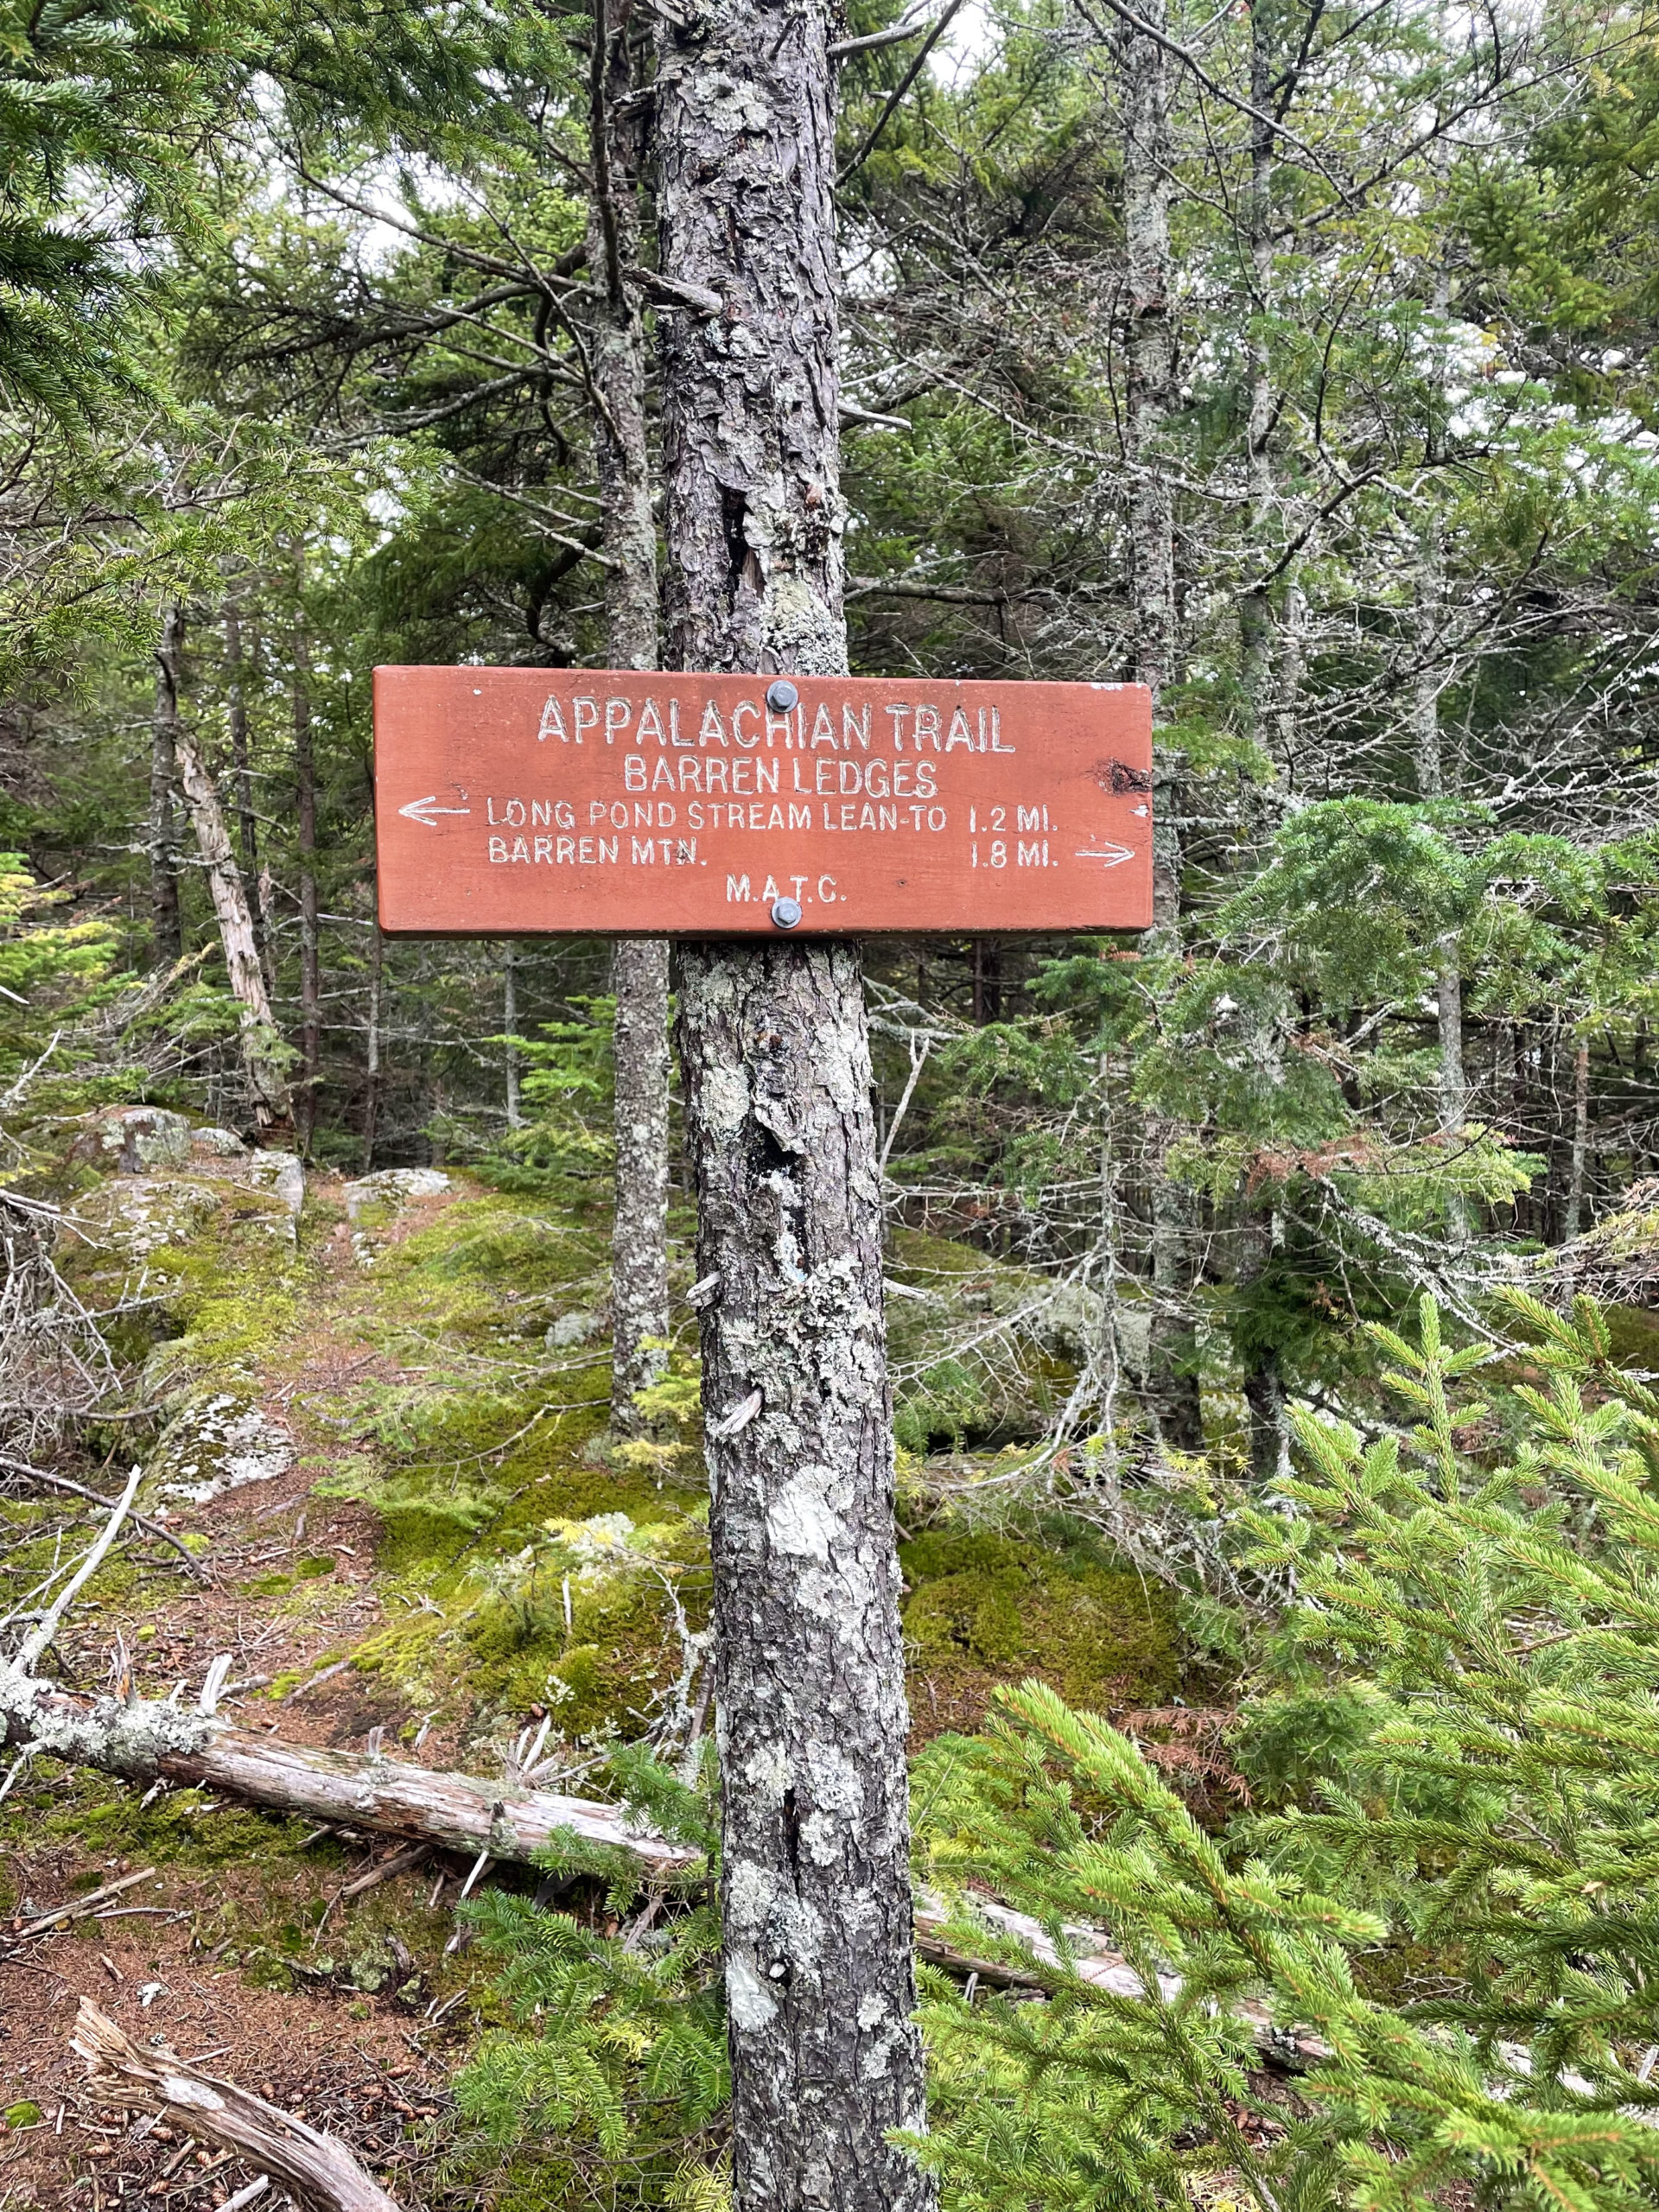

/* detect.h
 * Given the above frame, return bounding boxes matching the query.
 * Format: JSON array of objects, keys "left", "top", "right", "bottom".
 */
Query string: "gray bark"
[
  {"left": 1410, "top": 393, "right": 1470, "bottom": 1235},
  {"left": 658, "top": 3, "right": 845, "bottom": 676},
  {"left": 174, "top": 731, "right": 292, "bottom": 1127},
  {"left": 1237, "top": 3, "right": 1276, "bottom": 729},
  {"left": 610, "top": 937, "right": 670, "bottom": 1428},
  {"left": 1120, "top": 4, "right": 1203, "bottom": 1454},
  {"left": 1122, "top": 2, "right": 1176, "bottom": 718},
  {"left": 504, "top": 942, "right": 524, "bottom": 1130},
  {"left": 588, "top": 3, "right": 671, "bottom": 1433},
  {"left": 1566, "top": 1036, "right": 1591, "bottom": 1240},
  {"left": 658, "top": 7, "right": 931, "bottom": 2209},
  {"left": 676, "top": 946, "right": 928, "bottom": 2212},
  {"left": 363, "top": 923, "right": 384, "bottom": 1171},
  {"left": 222, "top": 602, "right": 272, "bottom": 995},
  {"left": 588, "top": 0, "right": 658, "bottom": 676},
  {"left": 1234, "top": 18, "right": 1293, "bottom": 1481},
  {"left": 294, "top": 617, "right": 321, "bottom": 1153},
  {"left": 149, "top": 605, "right": 185, "bottom": 968},
  {"left": 1407, "top": 270, "right": 1478, "bottom": 1238}
]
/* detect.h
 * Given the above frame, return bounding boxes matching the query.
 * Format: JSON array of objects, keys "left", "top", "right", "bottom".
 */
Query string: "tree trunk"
[
  {"left": 294, "top": 618, "right": 321, "bottom": 1153},
  {"left": 1566, "top": 1035, "right": 1592, "bottom": 1240},
  {"left": 658, "top": 5, "right": 932, "bottom": 2209},
  {"left": 14, "top": 1677, "right": 1307, "bottom": 2072},
  {"left": 1237, "top": 2, "right": 1276, "bottom": 730},
  {"left": 588, "top": 0, "right": 658, "bottom": 676},
  {"left": 1122, "top": 3, "right": 1177, "bottom": 715},
  {"left": 1236, "top": 1205, "right": 1289, "bottom": 1485},
  {"left": 1414, "top": 524, "right": 1470, "bottom": 1231},
  {"left": 610, "top": 938, "right": 671, "bottom": 1428},
  {"left": 1411, "top": 269, "right": 1468, "bottom": 1241},
  {"left": 1120, "top": 1, "right": 1203, "bottom": 1455},
  {"left": 222, "top": 602, "right": 272, "bottom": 993},
  {"left": 363, "top": 922, "right": 384, "bottom": 1172},
  {"left": 1234, "top": 28, "right": 1294, "bottom": 1478},
  {"left": 503, "top": 942, "right": 524, "bottom": 1130},
  {"left": 174, "top": 732, "right": 292, "bottom": 1127},
  {"left": 589, "top": 0, "right": 672, "bottom": 1433},
  {"left": 149, "top": 604, "right": 185, "bottom": 968}
]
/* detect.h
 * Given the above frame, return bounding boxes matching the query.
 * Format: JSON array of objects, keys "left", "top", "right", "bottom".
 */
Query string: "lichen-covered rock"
[
  {"left": 70, "top": 1107, "right": 193, "bottom": 1175},
  {"left": 191, "top": 1127, "right": 249, "bottom": 1160},
  {"left": 342, "top": 1168, "right": 451, "bottom": 1224},
  {"left": 342, "top": 1167, "right": 451, "bottom": 1265},
  {"left": 151, "top": 1390, "right": 295, "bottom": 1507},
  {"left": 73, "top": 1176, "right": 222, "bottom": 1258},
  {"left": 239, "top": 1151, "right": 305, "bottom": 1233}
]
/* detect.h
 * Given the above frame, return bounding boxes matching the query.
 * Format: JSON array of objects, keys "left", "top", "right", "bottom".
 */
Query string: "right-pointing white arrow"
[{"left": 1075, "top": 840, "right": 1135, "bottom": 868}]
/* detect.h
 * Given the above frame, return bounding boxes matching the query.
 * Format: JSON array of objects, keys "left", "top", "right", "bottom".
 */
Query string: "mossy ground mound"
[{"left": 900, "top": 1525, "right": 1183, "bottom": 1737}]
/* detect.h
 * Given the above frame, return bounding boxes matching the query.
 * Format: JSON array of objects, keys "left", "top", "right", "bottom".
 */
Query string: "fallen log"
[
  {"left": 0, "top": 1669, "right": 1246, "bottom": 2024},
  {"left": 0, "top": 1671, "right": 701, "bottom": 1875},
  {"left": 72, "top": 1998, "right": 400, "bottom": 2212},
  {"left": 0, "top": 1669, "right": 1253, "bottom": 2050}
]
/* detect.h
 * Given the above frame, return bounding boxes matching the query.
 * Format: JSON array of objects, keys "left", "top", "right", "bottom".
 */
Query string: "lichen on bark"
[
  {"left": 677, "top": 942, "right": 930, "bottom": 2212},
  {"left": 658, "top": 3, "right": 933, "bottom": 2205}
]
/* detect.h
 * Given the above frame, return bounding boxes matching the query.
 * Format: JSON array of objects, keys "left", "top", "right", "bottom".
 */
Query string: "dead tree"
[
  {"left": 149, "top": 604, "right": 185, "bottom": 967},
  {"left": 222, "top": 600, "right": 273, "bottom": 993},
  {"left": 657, "top": 5, "right": 934, "bottom": 2210},
  {"left": 175, "top": 730, "right": 293, "bottom": 1128}
]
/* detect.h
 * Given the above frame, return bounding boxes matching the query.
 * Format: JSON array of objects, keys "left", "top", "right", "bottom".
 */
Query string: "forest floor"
[{"left": 0, "top": 1116, "right": 1203, "bottom": 2211}]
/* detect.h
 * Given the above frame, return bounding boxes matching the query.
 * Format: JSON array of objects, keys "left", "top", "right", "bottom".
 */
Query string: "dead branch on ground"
[{"left": 72, "top": 1999, "right": 404, "bottom": 2212}]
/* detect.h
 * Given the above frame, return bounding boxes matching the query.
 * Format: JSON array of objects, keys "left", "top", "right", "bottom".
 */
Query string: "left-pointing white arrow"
[
  {"left": 399, "top": 795, "right": 472, "bottom": 828},
  {"left": 1075, "top": 840, "right": 1135, "bottom": 869}
]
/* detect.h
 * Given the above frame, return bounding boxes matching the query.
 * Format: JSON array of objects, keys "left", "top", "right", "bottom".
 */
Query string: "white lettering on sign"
[{"left": 536, "top": 691, "right": 1015, "bottom": 759}]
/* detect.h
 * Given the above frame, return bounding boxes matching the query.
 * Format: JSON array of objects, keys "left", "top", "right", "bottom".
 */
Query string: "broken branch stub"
[{"left": 72, "top": 1999, "right": 402, "bottom": 2212}]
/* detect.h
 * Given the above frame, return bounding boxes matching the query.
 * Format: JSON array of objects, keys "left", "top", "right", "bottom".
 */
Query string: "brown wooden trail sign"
[{"left": 373, "top": 668, "right": 1153, "bottom": 936}]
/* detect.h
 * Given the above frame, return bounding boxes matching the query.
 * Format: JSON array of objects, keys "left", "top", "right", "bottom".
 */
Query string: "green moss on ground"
[{"left": 900, "top": 1526, "right": 1182, "bottom": 1716}]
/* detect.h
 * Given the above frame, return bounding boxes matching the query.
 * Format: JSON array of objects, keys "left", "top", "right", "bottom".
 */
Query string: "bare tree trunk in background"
[
  {"left": 174, "top": 732, "right": 292, "bottom": 1128},
  {"left": 149, "top": 605, "right": 185, "bottom": 968},
  {"left": 590, "top": 0, "right": 671, "bottom": 1433},
  {"left": 222, "top": 602, "right": 271, "bottom": 995},
  {"left": 294, "top": 618, "right": 321, "bottom": 1154},
  {"left": 1121, "top": 2, "right": 1203, "bottom": 1454},
  {"left": 589, "top": 0, "right": 658, "bottom": 674},
  {"left": 503, "top": 942, "right": 524, "bottom": 1130},
  {"left": 1413, "top": 264, "right": 1468, "bottom": 1242},
  {"left": 363, "top": 922, "right": 384, "bottom": 1172},
  {"left": 1237, "top": 4, "right": 1276, "bottom": 730},
  {"left": 1232, "top": 1, "right": 1290, "bottom": 1484},
  {"left": 1566, "top": 1035, "right": 1592, "bottom": 1240},
  {"left": 1413, "top": 518, "right": 1470, "bottom": 1229},
  {"left": 658, "top": 5, "right": 932, "bottom": 2209},
  {"left": 610, "top": 938, "right": 671, "bottom": 1426}
]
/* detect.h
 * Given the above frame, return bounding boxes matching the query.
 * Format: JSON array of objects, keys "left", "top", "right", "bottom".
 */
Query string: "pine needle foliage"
[
  {"left": 452, "top": 1744, "right": 729, "bottom": 2212},
  {"left": 907, "top": 1295, "right": 1659, "bottom": 2212}
]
